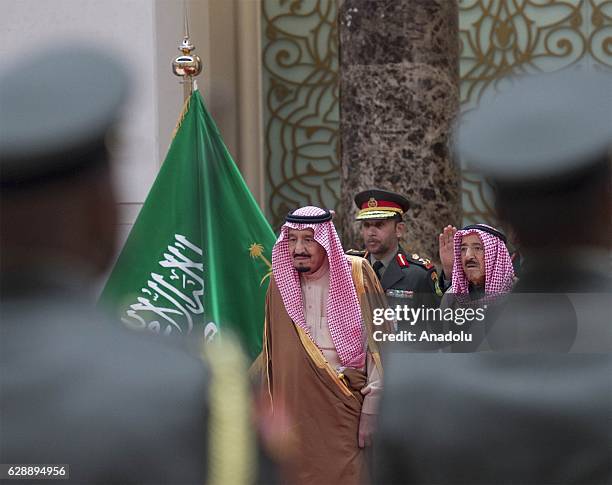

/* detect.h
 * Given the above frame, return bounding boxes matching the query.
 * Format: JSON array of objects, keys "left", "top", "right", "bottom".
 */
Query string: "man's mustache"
[{"left": 293, "top": 253, "right": 310, "bottom": 258}]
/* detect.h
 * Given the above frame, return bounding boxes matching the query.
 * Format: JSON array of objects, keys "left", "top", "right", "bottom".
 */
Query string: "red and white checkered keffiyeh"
[
  {"left": 271, "top": 206, "right": 365, "bottom": 368},
  {"left": 450, "top": 225, "right": 515, "bottom": 296}
]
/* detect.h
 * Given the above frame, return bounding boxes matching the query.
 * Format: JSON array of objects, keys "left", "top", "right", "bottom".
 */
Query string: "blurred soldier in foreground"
[
  {"left": 0, "top": 45, "right": 256, "bottom": 484},
  {"left": 375, "top": 70, "right": 612, "bottom": 484}
]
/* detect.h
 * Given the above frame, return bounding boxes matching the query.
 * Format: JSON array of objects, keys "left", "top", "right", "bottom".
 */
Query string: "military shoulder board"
[{"left": 409, "top": 252, "right": 435, "bottom": 270}]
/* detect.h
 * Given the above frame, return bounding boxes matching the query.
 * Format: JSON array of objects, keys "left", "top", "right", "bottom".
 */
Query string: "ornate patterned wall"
[
  {"left": 262, "top": 0, "right": 340, "bottom": 228},
  {"left": 262, "top": 0, "right": 612, "bottom": 229}
]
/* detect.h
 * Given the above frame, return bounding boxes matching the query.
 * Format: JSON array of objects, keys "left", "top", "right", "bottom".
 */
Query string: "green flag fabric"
[{"left": 100, "top": 90, "right": 275, "bottom": 359}]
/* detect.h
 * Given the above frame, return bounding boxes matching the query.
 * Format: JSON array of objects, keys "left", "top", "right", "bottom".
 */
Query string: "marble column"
[{"left": 338, "top": 0, "right": 461, "bottom": 262}]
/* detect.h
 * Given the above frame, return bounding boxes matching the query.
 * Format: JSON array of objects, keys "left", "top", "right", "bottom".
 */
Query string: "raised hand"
[{"left": 438, "top": 225, "right": 457, "bottom": 277}]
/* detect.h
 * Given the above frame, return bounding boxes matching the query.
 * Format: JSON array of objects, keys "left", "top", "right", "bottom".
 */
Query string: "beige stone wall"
[{"left": 0, "top": 0, "right": 265, "bottom": 241}]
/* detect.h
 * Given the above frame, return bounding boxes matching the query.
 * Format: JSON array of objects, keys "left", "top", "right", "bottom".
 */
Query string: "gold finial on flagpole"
[{"left": 172, "top": 3, "right": 202, "bottom": 101}]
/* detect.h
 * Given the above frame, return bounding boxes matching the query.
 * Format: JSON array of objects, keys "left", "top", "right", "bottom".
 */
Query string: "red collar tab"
[{"left": 396, "top": 253, "right": 409, "bottom": 268}]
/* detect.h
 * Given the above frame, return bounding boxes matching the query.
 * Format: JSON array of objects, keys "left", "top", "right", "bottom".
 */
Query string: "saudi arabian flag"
[{"left": 100, "top": 90, "right": 275, "bottom": 359}]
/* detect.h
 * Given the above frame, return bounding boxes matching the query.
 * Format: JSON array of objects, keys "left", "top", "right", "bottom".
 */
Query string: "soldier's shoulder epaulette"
[
  {"left": 403, "top": 251, "right": 436, "bottom": 271},
  {"left": 346, "top": 249, "right": 367, "bottom": 257}
]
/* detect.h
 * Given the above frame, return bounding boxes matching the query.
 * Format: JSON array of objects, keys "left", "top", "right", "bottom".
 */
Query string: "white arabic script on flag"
[{"left": 121, "top": 234, "right": 218, "bottom": 339}]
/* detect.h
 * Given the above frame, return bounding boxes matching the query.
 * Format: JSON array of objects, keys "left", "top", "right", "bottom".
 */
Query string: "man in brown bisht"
[{"left": 261, "top": 205, "right": 391, "bottom": 484}]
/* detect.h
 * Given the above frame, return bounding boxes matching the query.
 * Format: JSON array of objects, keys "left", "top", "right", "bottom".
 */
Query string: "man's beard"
[
  {"left": 293, "top": 253, "right": 311, "bottom": 273},
  {"left": 367, "top": 239, "right": 391, "bottom": 257},
  {"left": 464, "top": 262, "right": 484, "bottom": 286}
]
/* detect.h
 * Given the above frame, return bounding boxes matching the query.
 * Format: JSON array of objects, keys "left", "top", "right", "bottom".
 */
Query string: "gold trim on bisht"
[{"left": 293, "top": 323, "right": 357, "bottom": 400}]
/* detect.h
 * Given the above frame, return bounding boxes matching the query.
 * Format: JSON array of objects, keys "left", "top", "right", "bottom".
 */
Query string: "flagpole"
[{"left": 172, "top": 2, "right": 202, "bottom": 102}]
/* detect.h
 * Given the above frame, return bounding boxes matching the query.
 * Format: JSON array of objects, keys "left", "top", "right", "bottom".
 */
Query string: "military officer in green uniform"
[{"left": 348, "top": 189, "right": 443, "bottom": 312}]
